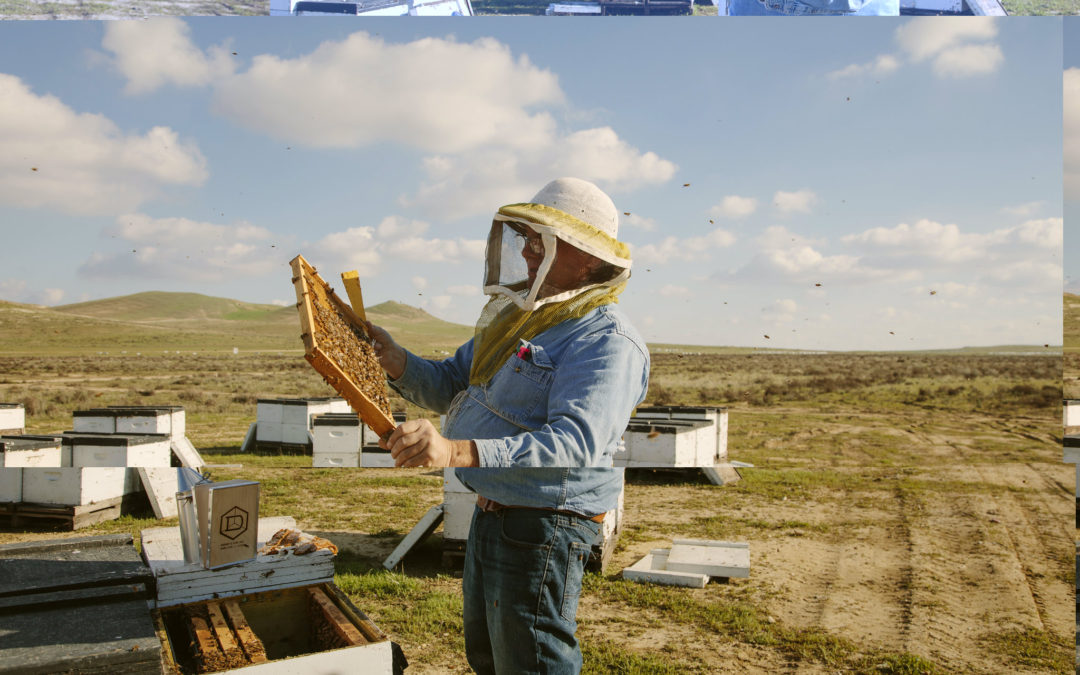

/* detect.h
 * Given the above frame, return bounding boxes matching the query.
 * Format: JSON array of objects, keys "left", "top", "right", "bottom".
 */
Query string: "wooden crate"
[
  {"left": 155, "top": 583, "right": 401, "bottom": 674},
  {"left": 289, "top": 255, "right": 395, "bottom": 439}
]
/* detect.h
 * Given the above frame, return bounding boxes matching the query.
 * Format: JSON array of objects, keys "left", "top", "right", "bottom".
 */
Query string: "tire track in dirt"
[{"left": 887, "top": 426, "right": 1061, "bottom": 670}]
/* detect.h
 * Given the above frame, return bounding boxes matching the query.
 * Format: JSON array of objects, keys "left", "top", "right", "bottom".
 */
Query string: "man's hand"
[
  {"left": 364, "top": 320, "right": 407, "bottom": 380},
  {"left": 380, "top": 419, "right": 479, "bottom": 468}
]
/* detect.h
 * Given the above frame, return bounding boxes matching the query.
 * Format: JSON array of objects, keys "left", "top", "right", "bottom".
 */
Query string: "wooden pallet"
[
  {"left": 0, "top": 493, "right": 146, "bottom": 530},
  {"left": 290, "top": 255, "right": 396, "bottom": 439}
]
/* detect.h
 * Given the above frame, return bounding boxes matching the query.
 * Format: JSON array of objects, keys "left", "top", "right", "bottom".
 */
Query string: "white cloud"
[
  {"left": 307, "top": 227, "right": 381, "bottom": 274},
  {"left": 734, "top": 226, "right": 889, "bottom": 284},
  {"left": 447, "top": 285, "right": 480, "bottom": 296},
  {"left": 79, "top": 213, "right": 277, "bottom": 282},
  {"left": 377, "top": 216, "right": 429, "bottom": 238},
  {"left": 305, "top": 218, "right": 485, "bottom": 279},
  {"left": 422, "top": 295, "right": 454, "bottom": 313},
  {"left": 622, "top": 213, "right": 658, "bottom": 232},
  {"left": 102, "top": 18, "right": 233, "bottom": 95},
  {"left": 843, "top": 219, "right": 980, "bottom": 262},
  {"left": 773, "top": 189, "right": 818, "bottom": 214},
  {"left": 843, "top": 217, "right": 1062, "bottom": 263},
  {"left": 979, "top": 260, "right": 1061, "bottom": 290},
  {"left": 894, "top": 18, "right": 1003, "bottom": 79},
  {"left": 1001, "top": 201, "right": 1044, "bottom": 217},
  {"left": 1009, "top": 217, "right": 1062, "bottom": 249},
  {"left": 213, "top": 32, "right": 563, "bottom": 154},
  {"left": 100, "top": 29, "right": 674, "bottom": 221},
  {"left": 40, "top": 288, "right": 65, "bottom": 305},
  {"left": 0, "top": 74, "right": 207, "bottom": 216},
  {"left": 632, "top": 228, "right": 736, "bottom": 265},
  {"left": 384, "top": 236, "right": 486, "bottom": 263},
  {"left": 761, "top": 299, "right": 797, "bottom": 323},
  {"left": 710, "top": 195, "right": 758, "bottom": 219},
  {"left": 658, "top": 285, "right": 689, "bottom": 297},
  {"left": 894, "top": 17, "right": 998, "bottom": 63},
  {"left": 931, "top": 44, "right": 1003, "bottom": 78},
  {"left": 0, "top": 280, "right": 65, "bottom": 306},
  {"left": 408, "top": 136, "right": 676, "bottom": 221},
  {"left": 1065, "top": 68, "right": 1080, "bottom": 199},
  {"left": 270, "top": 299, "right": 291, "bottom": 307},
  {"left": 826, "top": 55, "right": 901, "bottom": 81},
  {"left": 548, "top": 127, "right": 677, "bottom": 192}
]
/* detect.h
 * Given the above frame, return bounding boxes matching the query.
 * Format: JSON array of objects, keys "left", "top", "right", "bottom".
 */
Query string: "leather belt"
[{"left": 477, "top": 495, "right": 606, "bottom": 524}]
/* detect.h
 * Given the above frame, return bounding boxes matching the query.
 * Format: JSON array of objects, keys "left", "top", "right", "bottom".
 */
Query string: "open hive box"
[
  {"left": 154, "top": 582, "right": 402, "bottom": 674},
  {"left": 289, "top": 255, "right": 395, "bottom": 439}
]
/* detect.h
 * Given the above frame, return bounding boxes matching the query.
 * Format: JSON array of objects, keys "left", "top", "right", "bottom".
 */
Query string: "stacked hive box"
[
  {"left": 0, "top": 403, "right": 24, "bottom": 435},
  {"left": 312, "top": 413, "right": 363, "bottom": 468},
  {"left": 0, "top": 436, "right": 64, "bottom": 502},
  {"left": 1, "top": 408, "right": 188, "bottom": 528},
  {"left": 619, "top": 405, "right": 728, "bottom": 467},
  {"left": 360, "top": 411, "right": 406, "bottom": 467},
  {"left": 1065, "top": 399, "right": 1080, "bottom": 429},
  {"left": 255, "top": 398, "right": 352, "bottom": 452}
]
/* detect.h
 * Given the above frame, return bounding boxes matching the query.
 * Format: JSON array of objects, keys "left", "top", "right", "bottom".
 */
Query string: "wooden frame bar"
[{"left": 290, "top": 255, "right": 396, "bottom": 438}]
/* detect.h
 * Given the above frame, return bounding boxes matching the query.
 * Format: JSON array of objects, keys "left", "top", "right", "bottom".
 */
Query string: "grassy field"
[{"left": 0, "top": 346, "right": 1067, "bottom": 672}]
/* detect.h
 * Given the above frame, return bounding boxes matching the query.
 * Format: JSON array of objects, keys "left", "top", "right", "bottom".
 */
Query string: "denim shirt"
[{"left": 388, "top": 303, "right": 649, "bottom": 515}]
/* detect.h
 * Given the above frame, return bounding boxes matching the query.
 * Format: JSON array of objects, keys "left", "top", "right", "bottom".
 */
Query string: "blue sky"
[
  {"left": 0, "top": 17, "right": 1062, "bottom": 350},
  {"left": 1064, "top": 17, "right": 1079, "bottom": 292}
]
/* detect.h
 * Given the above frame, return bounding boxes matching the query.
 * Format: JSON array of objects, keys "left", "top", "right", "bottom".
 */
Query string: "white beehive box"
[
  {"left": 443, "top": 492, "right": 477, "bottom": 542},
  {"left": 619, "top": 419, "right": 713, "bottom": 467},
  {"left": 312, "top": 414, "right": 362, "bottom": 468},
  {"left": 62, "top": 433, "right": 172, "bottom": 468},
  {"left": 0, "top": 468, "right": 21, "bottom": 502},
  {"left": 257, "top": 398, "right": 346, "bottom": 445},
  {"left": 441, "top": 469, "right": 476, "bottom": 542},
  {"left": 633, "top": 405, "right": 728, "bottom": 463},
  {"left": 0, "top": 435, "right": 63, "bottom": 468},
  {"left": 360, "top": 449, "right": 394, "bottom": 467},
  {"left": 72, "top": 409, "right": 119, "bottom": 434},
  {"left": 113, "top": 407, "right": 175, "bottom": 436},
  {"left": 312, "top": 414, "right": 362, "bottom": 451},
  {"left": 443, "top": 468, "right": 472, "bottom": 494},
  {"left": 1064, "top": 400, "right": 1080, "bottom": 428},
  {"left": 0, "top": 403, "right": 25, "bottom": 434},
  {"left": 22, "top": 467, "right": 135, "bottom": 506}
]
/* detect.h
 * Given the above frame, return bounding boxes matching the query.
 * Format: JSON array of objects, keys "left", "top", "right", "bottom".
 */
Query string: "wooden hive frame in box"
[{"left": 290, "top": 255, "right": 396, "bottom": 439}]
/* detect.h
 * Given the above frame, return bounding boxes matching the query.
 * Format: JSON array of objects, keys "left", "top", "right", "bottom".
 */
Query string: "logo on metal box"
[{"left": 220, "top": 506, "right": 249, "bottom": 540}]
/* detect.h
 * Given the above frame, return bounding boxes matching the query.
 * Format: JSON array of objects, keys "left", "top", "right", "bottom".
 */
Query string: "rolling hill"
[{"left": 1, "top": 291, "right": 473, "bottom": 355}]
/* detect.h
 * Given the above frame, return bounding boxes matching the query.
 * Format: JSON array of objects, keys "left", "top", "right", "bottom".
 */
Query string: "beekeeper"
[{"left": 366, "top": 177, "right": 649, "bottom": 674}]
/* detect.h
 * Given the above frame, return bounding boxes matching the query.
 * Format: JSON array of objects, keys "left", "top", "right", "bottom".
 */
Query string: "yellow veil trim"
[{"left": 469, "top": 282, "right": 626, "bottom": 386}]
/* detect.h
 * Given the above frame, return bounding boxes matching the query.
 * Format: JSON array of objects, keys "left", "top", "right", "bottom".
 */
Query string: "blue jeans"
[
  {"left": 463, "top": 506, "right": 600, "bottom": 674},
  {"left": 728, "top": 0, "right": 898, "bottom": 13}
]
